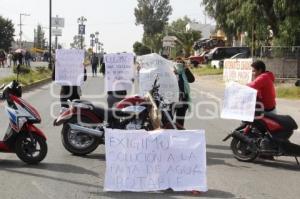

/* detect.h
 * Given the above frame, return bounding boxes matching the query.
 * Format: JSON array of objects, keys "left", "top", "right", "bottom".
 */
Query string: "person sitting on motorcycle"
[
  {"left": 248, "top": 60, "right": 277, "bottom": 157},
  {"left": 247, "top": 60, "right": 276, "bottom": 114}
]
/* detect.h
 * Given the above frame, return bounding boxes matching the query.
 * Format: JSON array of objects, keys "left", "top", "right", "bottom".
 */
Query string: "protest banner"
[
  {"left": 137, "top": 53, "right": 179, "bottom": 103},
  {"left": 104, "top": 53, "right": 134, "bottom": 92},
  {"left": 55, "top": 49, "right": 85, "bottom": 86},
  {"left": 104, "top": 128, "right": 207, "bottom": 192},
  {"left": 221, "top": 81, "right": 257, "bottom": 122},
  {"left": 223, "top": 58, "right": 254, "bottom": 84}
]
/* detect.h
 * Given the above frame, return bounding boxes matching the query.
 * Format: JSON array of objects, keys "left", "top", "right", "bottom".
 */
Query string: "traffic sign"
[
  {"left": 52, "top": 29, "right": 62, "bottom": 36},
  {"left": 78, "top": 24, "right": 85, "bottom": 35},
  {"left": 51, "top": 17, "right": 65, "bottom": 28}
]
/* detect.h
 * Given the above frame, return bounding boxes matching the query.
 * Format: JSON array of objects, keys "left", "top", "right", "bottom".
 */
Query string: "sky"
[{"left": 0, "top": 0, "right": 214, "bottom": 53}]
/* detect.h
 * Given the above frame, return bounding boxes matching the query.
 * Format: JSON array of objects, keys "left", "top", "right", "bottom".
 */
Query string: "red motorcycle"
[
  {"left": 0, "top": 80, "right": 47, "bottom": 164},
  {"left": 54, "top": 77, "right": 181, "bottom": 155},
  {"left": 223, "top": 111, "right": 299, "bottom": 163}
]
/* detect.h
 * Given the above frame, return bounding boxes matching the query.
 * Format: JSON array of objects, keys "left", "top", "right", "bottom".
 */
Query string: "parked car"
[
  {"left": 211, "top": 52, "right": 251, "bottom": 69},
  {"left": 205, "top": 47, "right": 251, "bottom": 62},
  {"left": 188, "top": 51, "right": 209, "bottom": 67}
]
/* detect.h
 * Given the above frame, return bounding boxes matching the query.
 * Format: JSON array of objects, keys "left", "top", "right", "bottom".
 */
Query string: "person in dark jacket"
[
  {"left": 174, "top": 57, "right": 195, "bottom": 127},
  {"left": 91, "top": 53, "right": 99, "bottom": 77}
]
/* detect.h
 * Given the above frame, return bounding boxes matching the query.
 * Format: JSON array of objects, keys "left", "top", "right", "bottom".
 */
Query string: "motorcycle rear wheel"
[
  {"left": 15, "top": 133, "right": 47, "bottom": 164},
  {"left": 61, "top": 116, "right": 101, "bottom": 156},
  {"left": 230, "top": 138, "right": 258, "bottom": 162}
]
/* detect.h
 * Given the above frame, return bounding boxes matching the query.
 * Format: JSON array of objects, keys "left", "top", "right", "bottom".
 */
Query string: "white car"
[{"left": 211, "top": 52, "right": 250, "bottom": 69}]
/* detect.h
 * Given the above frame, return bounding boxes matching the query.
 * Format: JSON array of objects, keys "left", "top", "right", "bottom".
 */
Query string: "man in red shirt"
[{"left": 247, "top": 60, "right": 276, "bottom": 113}]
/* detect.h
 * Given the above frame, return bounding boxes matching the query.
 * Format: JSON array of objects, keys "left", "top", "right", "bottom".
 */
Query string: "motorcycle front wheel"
[
  {"left": 15, "top": 133, "right": 47, "bottom": 164},
  {"left": 61, "top": 116, "right": 101, "bottom": 156},
  {"left": 230, "top": 137, "right": 258, "bottom": 162}
]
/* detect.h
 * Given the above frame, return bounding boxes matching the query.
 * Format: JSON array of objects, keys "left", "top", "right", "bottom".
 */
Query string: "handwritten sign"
[
  {"left": 104, "top": 128, "right": 207, "bottom": 192},
  {"left": 55, "top": 49, "right": 85, "bottom": 86},
  {"left": 221, "top": 81, "right": 257, "bottom": 122},
  {"left": 104, "top": 53, "right": 134, "bottom": 92},
  {"left": 137, "top": 53, "right": 179, "bottom": 103},
  {"left": 223, "top": 58, "right": 254, "bottom": 84}
]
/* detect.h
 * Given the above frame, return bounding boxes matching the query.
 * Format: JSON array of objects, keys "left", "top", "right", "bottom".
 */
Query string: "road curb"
[{"left": 22, "top": 78, "right": 52, "bottom": 92}]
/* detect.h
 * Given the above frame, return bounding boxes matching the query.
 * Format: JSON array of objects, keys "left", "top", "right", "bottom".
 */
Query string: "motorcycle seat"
[{"left": 264, "top": 113, "right": 298, "bottom": 131}]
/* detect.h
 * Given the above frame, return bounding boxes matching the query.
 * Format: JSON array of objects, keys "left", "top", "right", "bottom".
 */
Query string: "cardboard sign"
[
  {"left": 55, "top": 49, "right": 85, "bottom": 86},
  {"left": 104, "top": 53, "right": 134, "bottom": 92},
  {"left": 223, "top": 58, "right": 254, "bottom": 84},
  {"left": 137, "top": 53, "right": 179, "bottom": 103},
  {"left": 104, "top": 128, "right": 207, "bottom": 192},
  {"left": 221, "top": 82, "right": 257, "bottom": 122}
]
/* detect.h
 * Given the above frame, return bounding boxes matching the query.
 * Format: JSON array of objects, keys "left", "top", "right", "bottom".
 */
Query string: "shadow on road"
[
  {"left": 89, "top": 188, "right": 235, "bottom": 199},
  {"left": 0, "top": 159, "right": 99, "bottom": 176},
  {"left": 254, "top": 159, "right": 300, "bottom": 171},
  {"left": 78, "top": 153, "right": 106, "bottom": 160},
  {"left": 206, "top": 144, "right": 230, "bottom": 151}
]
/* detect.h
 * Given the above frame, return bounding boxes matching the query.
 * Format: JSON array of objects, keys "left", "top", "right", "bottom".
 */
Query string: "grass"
[
  {"left": 276, "top": 86, "right": 300, "bottom": 99},
  {"left": 0, "top": 67, "right": 52, "bottom": 86},
  {"left": 191, "top": 65, "right": 223, "bottom": 76}
]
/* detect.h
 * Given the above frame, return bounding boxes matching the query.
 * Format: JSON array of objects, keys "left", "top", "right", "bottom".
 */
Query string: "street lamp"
[
  {"left": 77, "top": 16, "right": 87, "bottom": 49},
  {"left": 90, "top": 33, "right": 95, "bottom": 51},
  {"left": 95, "top": 31, "right": 99, "bottom": 53},
  {"left": 19, "top": 13, "right": 30, "bottom": 48}
]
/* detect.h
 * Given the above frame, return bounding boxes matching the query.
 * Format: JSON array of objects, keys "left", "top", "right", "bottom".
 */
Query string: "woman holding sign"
[{"left": 174, "top": 57, "right": 195, "bottom": 127}]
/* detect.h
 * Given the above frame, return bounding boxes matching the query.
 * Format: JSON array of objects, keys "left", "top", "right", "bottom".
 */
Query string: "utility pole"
[
  {"left": 19, "top": 13, "right": 30, "bottom": 48},
  {"left": 49, "top": 0, "right": 52, "bottom": 70}
]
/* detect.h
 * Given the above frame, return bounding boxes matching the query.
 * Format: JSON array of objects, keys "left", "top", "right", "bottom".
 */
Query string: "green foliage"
[
  {"left": 276, "top": 86, "right": 300, "bottom": 99},
  {"left": 134, "top": 0, "right": 172, "bottom": 36},
  {"left": 202, "top": 0, "right": 300, "bottom": 47},
  {"left": 191, "top": 65, "right": 223, "bottom": 76},
  {"left": 133, "top": 41, "right": 151, "bottom": 55},
  {"left": 175, "top": 30, "right": 202, "bottom": 57},
  {"left": 142, "top": 33, "right": 164, "bottom": 53},
  {"left": 0, "top": 68, "right": 52, "bottom": 86},
  {"left": 165, "top": 16, "right": 202, "bottom": 57},
  {"left": 70, "top": 35, "right": 85, "bottom": 49},
  {"left": 13, "top": 65, "right": 31, "bottom": 74},
  {"left": 0, "top": 16, "right": 15, "bottom": 51}
]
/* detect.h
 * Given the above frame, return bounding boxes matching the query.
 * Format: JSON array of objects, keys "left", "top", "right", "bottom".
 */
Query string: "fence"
[{"left": 260, "top": 46, "right": 300, "bottom": 79}]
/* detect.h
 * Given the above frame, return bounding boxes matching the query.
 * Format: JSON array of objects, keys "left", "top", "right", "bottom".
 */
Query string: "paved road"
[{"left": 0, "top": 72, "right": 300, "bottom": 199}]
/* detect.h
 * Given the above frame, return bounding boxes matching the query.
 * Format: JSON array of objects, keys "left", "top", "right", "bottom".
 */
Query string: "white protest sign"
[
  {"left": 223, "top": 58, "right": 254, "bottom": 84},
  {"left": 55, "top": 49, "right": 85, "bottom": 86},
  {"left": 221, "top": 81, "right": 257, "bottom": 122},
  {"left": 104, "top": 128, "right": 207, "bottom": 192},
  {"left": 104, "top": 53, "right": 134, "bottom": 92},
  {"left": 137, "top": 53, "right": 179, "bottom": 103}
]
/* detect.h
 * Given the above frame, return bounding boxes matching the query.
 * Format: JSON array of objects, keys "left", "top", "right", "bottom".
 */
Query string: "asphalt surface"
[{"left": 0, "top": 70, "right": 300, "bottom": 199}]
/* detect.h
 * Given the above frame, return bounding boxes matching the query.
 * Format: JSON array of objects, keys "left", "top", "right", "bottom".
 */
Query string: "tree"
[
  {"left": 202, "top": 0, "right": 300, "bottom": 47},
  {"left": 165, "top": 16, "right": 192, "bottom": 34},
  {"left": 134, "top": 0, "right": 172, "bottom": 36},
  {"left": 34, "top": 24, "right": 46, "bottom": 49},
  {"left": 0, "top": 16, "right": 15, "bottom": 51},
  {"left": 165, "top": 17, "right": 202, "bottom": 57},
  {"left": 175, "top": 30, "right": 202, "bottom": 57},
  {"left": 133, "top": 41, "right": 151, "bottom": 55},
  {"left": 70, "top": 35, "right": 85, "bottom": 49}
]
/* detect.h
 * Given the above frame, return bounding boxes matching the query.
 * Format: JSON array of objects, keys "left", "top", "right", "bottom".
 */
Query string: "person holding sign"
[
  {"left": 53, "top": 49, "right": 87, "bottom": 110},
  {"left": 247, "top": 60, "right": 276, "bottom": 113},
  {"left": 104, "top": 53, "right": 134, "bottom": 108},
  {"left": 174, "top": 57, "right": 195, "bottom": 127}
]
